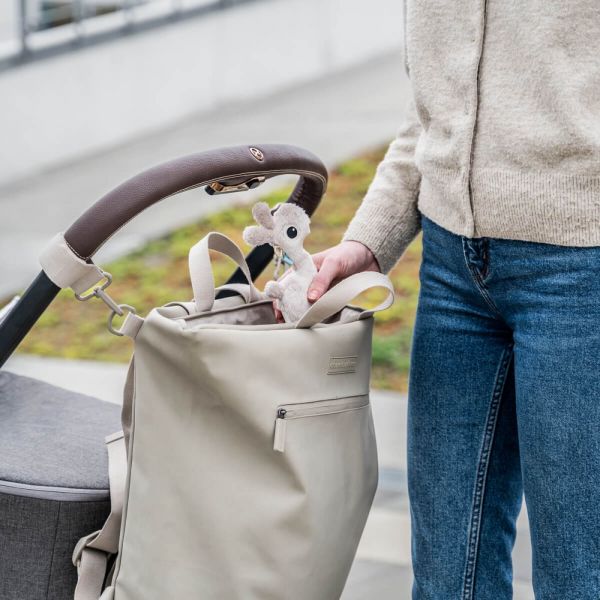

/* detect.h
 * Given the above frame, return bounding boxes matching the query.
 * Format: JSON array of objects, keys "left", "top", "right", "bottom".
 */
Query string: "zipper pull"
[{"left": 273, "top": 408, "right": 287, "bottom": 452}]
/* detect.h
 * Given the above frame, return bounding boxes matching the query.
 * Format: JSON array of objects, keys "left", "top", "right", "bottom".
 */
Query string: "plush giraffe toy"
[{"left": 243, "top": 202, "right": 317, "bottom": 323}]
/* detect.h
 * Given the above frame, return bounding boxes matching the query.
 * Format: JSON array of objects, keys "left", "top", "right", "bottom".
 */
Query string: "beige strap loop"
[
  {"left": 73, "top": 432, "right": 127, "bottom": 600},
  {"left": 40, "top": 234, "right": 105, "bottom": 295},
  {"left": 73, "top": 542, "right": 107, "bottom": 600},
  {"left": 114, "top": 311, "right": 145, "bottom": 340},
  {"left": 295, "top": 271, "right": 394, "bottom": 329},
  {"left": 189, "top": 232, "right": 262, "bottom": 313}
]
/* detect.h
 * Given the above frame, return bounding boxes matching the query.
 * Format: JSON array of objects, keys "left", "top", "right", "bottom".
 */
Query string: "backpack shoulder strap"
[{"left": 72, "top": 429, "right": 127, "bottom": 599}]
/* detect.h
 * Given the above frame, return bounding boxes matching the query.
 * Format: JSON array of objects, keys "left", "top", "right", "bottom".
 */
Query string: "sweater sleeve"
[{"left": 342, "top": 98, "right": 423, "bottom": 274}]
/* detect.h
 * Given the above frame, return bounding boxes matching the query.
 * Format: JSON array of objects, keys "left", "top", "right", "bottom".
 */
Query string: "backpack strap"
[
  {"left": 189, "top": 232, "right": 263, "bottom": 313},
  {"left": 295, "top": 271, "right": 394, "bottom": 328},
  {"left": 73, "top": 430, "right": 127, "bottom": 600}
]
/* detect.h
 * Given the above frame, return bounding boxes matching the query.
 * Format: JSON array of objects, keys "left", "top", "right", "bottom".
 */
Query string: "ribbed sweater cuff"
[{"left": 342, "top": 194, "right": 421, "bottom": 274}]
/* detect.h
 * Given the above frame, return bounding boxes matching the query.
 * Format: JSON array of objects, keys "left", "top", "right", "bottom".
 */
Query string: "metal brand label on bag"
[{"left": 328, "top": 355, "right": 358, "bottom": 375}]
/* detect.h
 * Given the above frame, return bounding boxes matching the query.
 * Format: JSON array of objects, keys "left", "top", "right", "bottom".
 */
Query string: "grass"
[{"left": 15, "top": 147, "right": 422, "bottom": 390}]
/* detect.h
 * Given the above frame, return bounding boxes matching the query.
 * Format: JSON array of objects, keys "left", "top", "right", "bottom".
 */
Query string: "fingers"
[{"left": 308, "top": 256, "right": 341, "bottom": 302}]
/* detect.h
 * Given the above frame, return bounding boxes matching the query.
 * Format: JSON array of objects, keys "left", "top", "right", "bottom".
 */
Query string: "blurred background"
[{"left": 0, "top": 1, "right": 533, "bottom": 597}]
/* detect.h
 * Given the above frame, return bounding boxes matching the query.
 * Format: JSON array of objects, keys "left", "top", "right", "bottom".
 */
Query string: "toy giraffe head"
[{"left": 242, "top": 202, "right": 311, "bottom": 263}]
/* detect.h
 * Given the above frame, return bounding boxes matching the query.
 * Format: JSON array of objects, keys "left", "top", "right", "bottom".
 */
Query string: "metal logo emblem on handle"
[{"left": 249, "top": 147, "right": 264, "bottom": 161}]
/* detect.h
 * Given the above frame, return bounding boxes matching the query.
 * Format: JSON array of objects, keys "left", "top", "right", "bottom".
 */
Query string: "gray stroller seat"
[{"left": 0, "top": 371, "right": 121, "bottom": 600}]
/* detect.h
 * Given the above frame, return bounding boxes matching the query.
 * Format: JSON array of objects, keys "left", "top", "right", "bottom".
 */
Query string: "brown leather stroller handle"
[{"left": 64, "top": 144, "right": 328, "bottom": 259}]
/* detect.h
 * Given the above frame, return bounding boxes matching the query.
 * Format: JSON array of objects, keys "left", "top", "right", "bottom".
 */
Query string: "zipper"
[{"left": 273, "top": 395, "right": 369, "bottom": 453}]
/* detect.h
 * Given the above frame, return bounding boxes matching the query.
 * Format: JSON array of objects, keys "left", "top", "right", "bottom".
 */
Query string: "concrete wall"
[{"left": 0, "top": 0, "right": 403, "bottom": 185}]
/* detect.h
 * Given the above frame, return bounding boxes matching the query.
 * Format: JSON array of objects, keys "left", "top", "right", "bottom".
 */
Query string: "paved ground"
[
  {"left": 5, "top": 354, "right": 535, "bottom": 598},
  {"left": 0, "top": 51, "right": 412, "bottom": 298}
]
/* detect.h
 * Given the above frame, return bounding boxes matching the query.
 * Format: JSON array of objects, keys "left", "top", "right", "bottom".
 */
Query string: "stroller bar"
[
  {"left": 64, "top": 144, "right": 327, "bottom": 260},
  {"left": 0, "top": 296, "right": 20, "bottom": 325},
  {"left": 0, "top": 144, "right": 327, "bottom": 368},
  {"left": 0, "top": 272, "right": 60, "bottom": 367}
]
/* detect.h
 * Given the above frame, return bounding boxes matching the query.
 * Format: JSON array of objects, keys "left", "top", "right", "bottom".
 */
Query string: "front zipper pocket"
[{"left": 273, "top": 395, "right": 369, "bottom": 452}]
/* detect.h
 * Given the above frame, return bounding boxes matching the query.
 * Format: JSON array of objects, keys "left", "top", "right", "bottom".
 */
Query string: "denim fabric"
[{"left": 408, "top": 216, "right": 600, "bottom": 599}]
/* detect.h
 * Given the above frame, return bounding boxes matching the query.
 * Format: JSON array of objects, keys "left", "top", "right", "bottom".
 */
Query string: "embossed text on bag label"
[{"left": 328, "top": 355, "right": 358, "bottom": 375}]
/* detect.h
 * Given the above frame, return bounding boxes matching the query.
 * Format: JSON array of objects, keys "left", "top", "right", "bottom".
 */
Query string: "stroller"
[{"left": 0, "top": 144, "right": 327, "bottom": 600}]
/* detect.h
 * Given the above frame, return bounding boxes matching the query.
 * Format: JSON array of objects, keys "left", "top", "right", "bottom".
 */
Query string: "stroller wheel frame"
[{"left": 0, "top": 143, "right": 327, "bottom": 367}]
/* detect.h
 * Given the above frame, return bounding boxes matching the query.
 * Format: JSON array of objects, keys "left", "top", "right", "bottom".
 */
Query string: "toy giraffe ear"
[
  {"left": 243, "top": 225, "right": 273, "bottom": 247},
  {"left": 252, "top": 202, "right": 274, "bottom": 229}
]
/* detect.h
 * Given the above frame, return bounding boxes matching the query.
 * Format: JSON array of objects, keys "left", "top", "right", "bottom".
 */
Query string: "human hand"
[
  {"left": 272, "top": 241, "right": 380, "bottom": 321},
  {"left": 307, "top": 241, "right": 380, "bottom": 302}
]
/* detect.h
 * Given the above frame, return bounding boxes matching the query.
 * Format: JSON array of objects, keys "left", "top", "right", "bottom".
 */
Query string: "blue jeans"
[{"left": 408, "top": 216, "right": 600, "bottom": 599}]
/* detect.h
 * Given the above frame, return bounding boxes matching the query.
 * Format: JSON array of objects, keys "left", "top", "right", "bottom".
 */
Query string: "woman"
[{"left": 309, "top": 2, "right": 600, "bottom": 598}]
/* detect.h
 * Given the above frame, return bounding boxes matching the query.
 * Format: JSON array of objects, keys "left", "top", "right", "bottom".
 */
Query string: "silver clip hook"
[{"left": 74, "top": 271, "right": 137, "bottom": 335}]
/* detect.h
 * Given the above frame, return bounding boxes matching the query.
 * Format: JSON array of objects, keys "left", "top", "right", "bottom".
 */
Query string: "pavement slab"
[{"left": 342, "top": 561, "right": 413, "bottom": 600}]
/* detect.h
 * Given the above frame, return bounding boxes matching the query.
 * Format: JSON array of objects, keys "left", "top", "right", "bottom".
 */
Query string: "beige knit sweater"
[{"left": 344, "top": 0, "right": 600, "bottom": 274}]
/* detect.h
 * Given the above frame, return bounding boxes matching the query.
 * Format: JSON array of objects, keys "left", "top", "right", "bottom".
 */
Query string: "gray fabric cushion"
[
  {"left": 0, "top": 371, "right": 122, "bottom": 599},
  {"left": 0, "top": 371, "right": 121, "bottom": 491}
]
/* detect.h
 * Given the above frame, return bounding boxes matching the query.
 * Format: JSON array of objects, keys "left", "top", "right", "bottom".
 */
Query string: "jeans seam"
[
  {"left": 461, "top": 344, "right": 514, "bottom": 600},
  {"left": 461, "top": 239, "right": 503, "bottom": 319}
]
